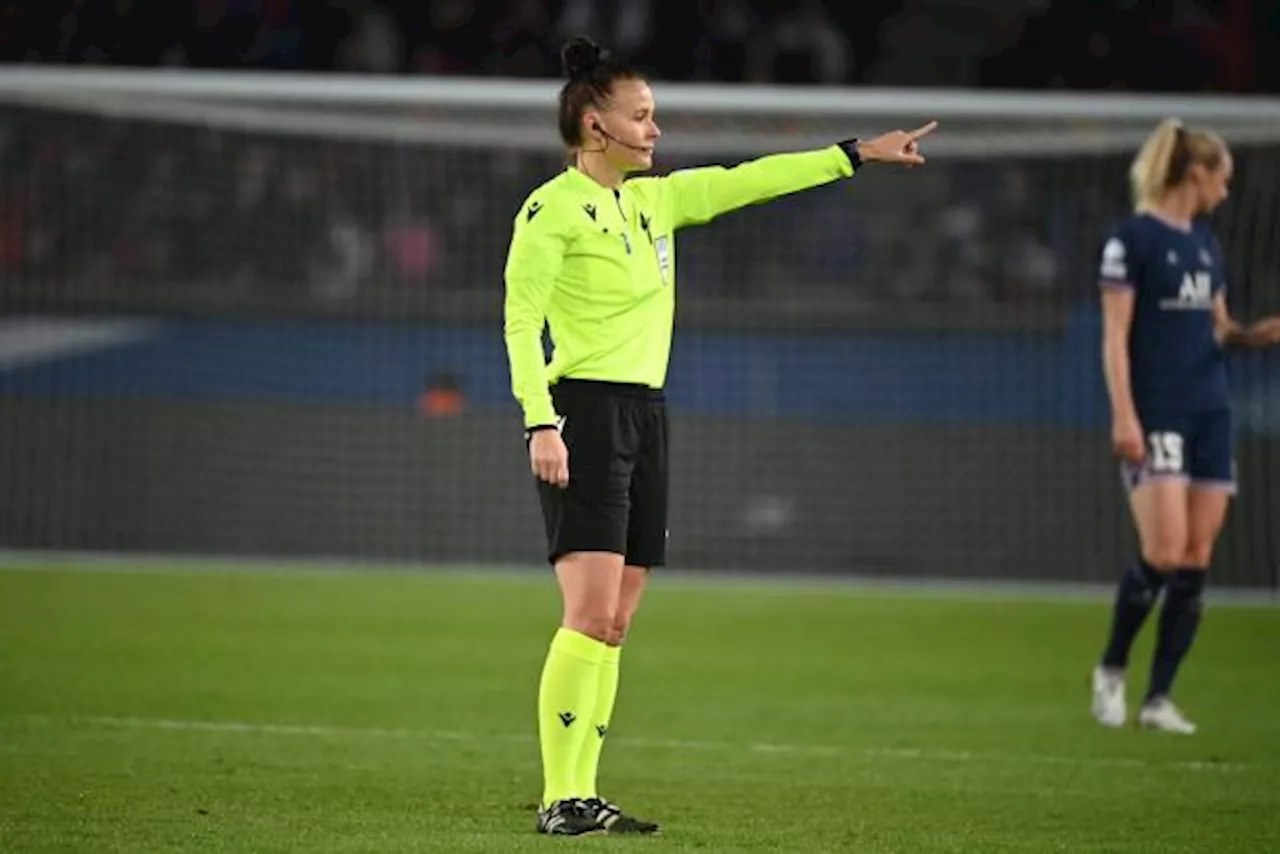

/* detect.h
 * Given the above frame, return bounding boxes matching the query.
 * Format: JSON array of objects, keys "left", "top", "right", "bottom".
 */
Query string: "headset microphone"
[{"left": 592, "top": 121, "right": 650, "bottom": 153}]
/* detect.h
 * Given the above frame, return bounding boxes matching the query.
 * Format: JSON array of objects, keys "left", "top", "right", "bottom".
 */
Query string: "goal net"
[{"left": 2, "top": 69, "right": 1278, "bottom": 585}]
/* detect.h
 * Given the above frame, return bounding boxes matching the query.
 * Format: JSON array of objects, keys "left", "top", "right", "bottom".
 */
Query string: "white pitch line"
[{"left": 8, "top": 715, "right": 1251, "bottom": 774}]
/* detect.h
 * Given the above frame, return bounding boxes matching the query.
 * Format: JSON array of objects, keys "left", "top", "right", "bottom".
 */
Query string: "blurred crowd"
[
  {"left": 2, "top": 0, "right": 1276, "bottom": 92},
  {"left": 0, "top": 0, "right": 1277, "bottom": 314},
  {"left": 0, "top": 102, "right": 1218, "bottom": 308}
]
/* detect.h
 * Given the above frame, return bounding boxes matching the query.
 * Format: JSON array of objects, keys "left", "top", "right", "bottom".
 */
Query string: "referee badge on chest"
[{"left": 654, "top": 235, "right": 671, "bottom": 284}]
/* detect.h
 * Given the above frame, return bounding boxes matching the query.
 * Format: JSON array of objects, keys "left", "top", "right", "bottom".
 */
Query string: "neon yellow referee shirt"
[{"left": 503, "top": 144, "right": 857, "bottom": 429}]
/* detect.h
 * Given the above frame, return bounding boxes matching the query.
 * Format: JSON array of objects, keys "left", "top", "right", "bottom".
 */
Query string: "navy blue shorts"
[{"left": 1121, "top": 409, "right": 1236, "bottom": 494}]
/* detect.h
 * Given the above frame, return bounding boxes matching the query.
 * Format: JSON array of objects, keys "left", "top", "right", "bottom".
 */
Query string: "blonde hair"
[{"left": 1129, "top": 118, "right": 1228, "bottom": 210}]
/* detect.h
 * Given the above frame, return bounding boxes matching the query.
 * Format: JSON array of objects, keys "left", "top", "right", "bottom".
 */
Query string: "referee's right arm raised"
[{"left": 504, "top": 196, "right": 571, "bottom": 486}]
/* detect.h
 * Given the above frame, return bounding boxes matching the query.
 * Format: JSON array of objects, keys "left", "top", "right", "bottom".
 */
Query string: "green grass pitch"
[{"left": 1, "top": 561, "right": 1278, "bottom": 852}]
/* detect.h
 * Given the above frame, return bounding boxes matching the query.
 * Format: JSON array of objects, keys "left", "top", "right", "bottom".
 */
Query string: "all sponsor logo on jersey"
[{"left": 1159, "top": 270, "right": 1214, "bottom": 310}]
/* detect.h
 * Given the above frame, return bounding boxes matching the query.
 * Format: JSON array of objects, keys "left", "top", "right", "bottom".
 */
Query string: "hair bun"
[{"left": 562, "top": 36, "right": 605, "bottom": 80}]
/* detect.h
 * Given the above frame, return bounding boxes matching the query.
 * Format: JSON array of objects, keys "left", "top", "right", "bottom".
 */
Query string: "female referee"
[
  {"left": 503, "top": 36, "right": 936, "bottom": 835},
  {"left": 1091, "top": 118, "right": 1280, "bottom": 734}
]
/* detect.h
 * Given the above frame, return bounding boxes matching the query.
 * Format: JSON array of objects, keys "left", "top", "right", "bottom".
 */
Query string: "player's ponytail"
[
  {"left": 556, "top": 36, "right": 644, "bottom": 150},
  {"left": 1130, "top": 119, "right": 1183, "bottom": 210},
  {"left": 1130, "top": 118, "right": 1229, "bottom": 210}
]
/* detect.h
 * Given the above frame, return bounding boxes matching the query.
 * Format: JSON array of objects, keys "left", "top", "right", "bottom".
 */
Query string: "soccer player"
[
  {"left": 503, "top": 35, "right": 936, "bottom": 835},
  {"left": 1091, "top": 118, "right": 1280, "bottom": 734}
]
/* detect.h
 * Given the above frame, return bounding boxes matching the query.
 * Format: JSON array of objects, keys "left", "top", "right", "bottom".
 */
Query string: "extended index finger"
[{"left": 907, "top": 120, "right": 939, "bottom": 140}]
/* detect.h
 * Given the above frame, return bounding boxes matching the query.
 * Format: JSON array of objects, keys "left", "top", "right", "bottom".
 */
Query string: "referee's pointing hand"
[
  {"left": 857, "top": 121, "right": 938, "bottom": 167},
  {"left": 531, "top": 429, "right": 570, "bottom": 488}
]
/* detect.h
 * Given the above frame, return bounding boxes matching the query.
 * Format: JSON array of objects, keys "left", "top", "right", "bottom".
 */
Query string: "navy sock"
[
  {"left": 1147, "top": 570, "right": 1206, "bottom": 702},
  {"left": 1100, "top": 559, "right": 1166, "bottom": 670}
]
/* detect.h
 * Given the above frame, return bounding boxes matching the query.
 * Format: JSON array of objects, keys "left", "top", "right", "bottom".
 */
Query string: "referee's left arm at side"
[{"left": 503, "top": 196, "right": 569, "bottom": 430}]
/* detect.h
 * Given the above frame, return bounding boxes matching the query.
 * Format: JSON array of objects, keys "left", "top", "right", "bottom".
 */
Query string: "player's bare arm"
[
  {"left": 1100, "top": 287, "right": 1144, "bottom": 463},
  {"left": 1213, "top": 293, "right": 1280, "bottom": 347}
]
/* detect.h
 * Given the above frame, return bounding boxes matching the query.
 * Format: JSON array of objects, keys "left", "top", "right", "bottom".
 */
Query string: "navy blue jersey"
[{"left": 1098, "top": 213, "right": 1228, "bottom": 415}]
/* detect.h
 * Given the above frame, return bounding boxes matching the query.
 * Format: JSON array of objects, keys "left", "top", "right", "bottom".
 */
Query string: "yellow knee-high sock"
[
  {"left": 575, "top": 643, "right": 621, "bottom": 800},
  {"left": 538, "top": 627, "right": 606, "bottom": 807}
]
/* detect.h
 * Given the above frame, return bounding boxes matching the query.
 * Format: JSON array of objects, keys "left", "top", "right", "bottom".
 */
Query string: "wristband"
[{"left": 838, "top": 139, "right": 863, "bottom": 172}]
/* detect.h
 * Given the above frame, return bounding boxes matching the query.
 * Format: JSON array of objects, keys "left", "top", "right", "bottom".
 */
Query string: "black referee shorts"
[{"left": 534, "top": 379, "right": 669, "bottom": 568}]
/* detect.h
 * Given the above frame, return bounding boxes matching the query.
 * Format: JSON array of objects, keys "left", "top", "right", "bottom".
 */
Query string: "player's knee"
[
  {"left": 1141, "top": 547, "right": 1184, "bottom": 572},
  {"left": 1183, "top": 543, "right": 1214, "bottom": 569}
]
